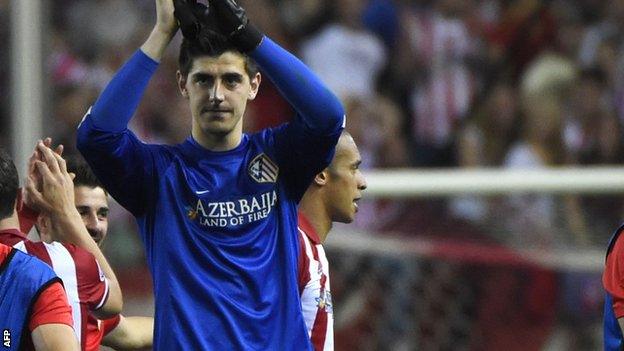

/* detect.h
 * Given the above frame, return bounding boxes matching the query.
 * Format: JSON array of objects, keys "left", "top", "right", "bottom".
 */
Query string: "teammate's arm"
[
  {"left": 27, "top": 143, "right": 123, "bottom": 318},
  {"left": 29, "top": 281, "right": 79, "bottom": 351},
  {"left": 31, "top": 324, "right": 79, "bottom": 351},
  {"left": 102, "top": 315, "right": 154, "bottom": 350}
]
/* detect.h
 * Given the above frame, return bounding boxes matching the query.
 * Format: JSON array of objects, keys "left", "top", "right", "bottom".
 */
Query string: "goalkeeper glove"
[{"left": 209, "top": 0, "right": 263, "bottom": 53}]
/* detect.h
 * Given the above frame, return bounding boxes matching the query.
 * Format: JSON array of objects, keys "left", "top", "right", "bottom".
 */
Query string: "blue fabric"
[
  {"left": 78, "top": 37, "right": 344, "bottom": 350},
  {"left": 0, "top": 248, "right": 59, "bottom": 350},
  {"left": 90, "top": 50, "right": 159, "bottom": 132},
  {"left": 250, "top": 37, "right": 345, "bottom": 134},
  {"left": 604, "top": 224, "right": 624, "bottom": 351}
]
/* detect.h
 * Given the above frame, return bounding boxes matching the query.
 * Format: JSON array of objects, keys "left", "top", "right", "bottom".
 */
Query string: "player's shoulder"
[
  {"left": 250, "top": 123, "right": 290, "bottom": 143},
  {"left": 8, "top": 249, "right": 56, "bottom": 284},
  {"left": 607, "top": 224, "right": 624, "bottom": 256},
  {"left": 49, "top": 242, "right": 98, "bottom": 267}
]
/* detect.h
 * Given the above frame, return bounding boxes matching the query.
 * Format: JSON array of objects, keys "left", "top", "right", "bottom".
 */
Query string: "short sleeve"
[
  {"left": 28, "top": 281, "right": 74, "bottom": 331},
  {"left": 101, "top": 315, "right": 122, "bottom": 336},
  {"left": 604, "top": 234, "right": 624, "bottom": 318},
  {"left": 65, "top": 244, "right": 109, "bottom": 310}
]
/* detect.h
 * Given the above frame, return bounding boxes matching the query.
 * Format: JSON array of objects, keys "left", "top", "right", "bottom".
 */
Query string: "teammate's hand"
[
  {"left": 23, "top": 138, "right": 64, "bottom": 211},
  {"left": 25, "top": 141, "right": 75, "bottom": 217},
  {"left": 210, "top": 0, "right": 263, "bottom": 52}
]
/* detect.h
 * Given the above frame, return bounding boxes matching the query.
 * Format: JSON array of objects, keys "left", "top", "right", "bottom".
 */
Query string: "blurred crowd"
[{"left": 2, "top": 1, "right": 622, "bottom": 349}]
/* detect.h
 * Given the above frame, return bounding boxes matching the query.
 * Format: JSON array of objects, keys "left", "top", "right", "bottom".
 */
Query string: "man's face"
[
  {"left": 179, "top": 52, "right": 260, "bottom": 139},
  {"left": 325, "top": 135, "right": 367, "bottom": 223},
  {"left": 74, "top": 186, "right": 109, "bottom": 246}
]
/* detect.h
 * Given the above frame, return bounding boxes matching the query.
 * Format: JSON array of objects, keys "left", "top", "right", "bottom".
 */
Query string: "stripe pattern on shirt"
[
  {"left": 298, "top": 228, "right": 334, "bottom": 351},
  {"left": 12, "top": 240, "right": 109, "bottom": 351}
]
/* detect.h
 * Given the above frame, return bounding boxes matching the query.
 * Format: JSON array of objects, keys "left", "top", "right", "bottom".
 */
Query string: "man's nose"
[
  {"left": 209, "top": 81, "right": 225, "bottom": 102},
  {"left": 358, "top": 174, "right": 368, "bottom": 191}
]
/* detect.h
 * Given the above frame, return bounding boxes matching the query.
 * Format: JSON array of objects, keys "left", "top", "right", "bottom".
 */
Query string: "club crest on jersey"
[
  {"left": 315, "top": 290, "right": 333, "bottom": 314},
  {"left": 248, "top": 153, "right": 278, "bottom": 183}
]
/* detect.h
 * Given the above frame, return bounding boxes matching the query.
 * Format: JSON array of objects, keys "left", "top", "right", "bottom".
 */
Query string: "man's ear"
[
  {"left": 36, "top": 215, "right": 48, "bottom": 236},
  {"left": 15, "top": 189, "right": 23, "bottom": 212},
  {"left": 313, "top": 170, "right": 329, "bottom": 186},
  {"left": 248, "top": 72, "right": 261, "bottom": 100},
  {"left": 177, "top": 71, "right": 189, "bottom": 99}
]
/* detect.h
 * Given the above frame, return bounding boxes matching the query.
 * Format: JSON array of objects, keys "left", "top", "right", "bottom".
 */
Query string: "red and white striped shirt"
[
  {"left": 0, "top": 229, "right": 109, "bottom": 351},
  {"left": 407, "top": 11, "right": 476, "bottom": 146},
  {"left": 297, "top": 213, "right": 333, "bottom": 351}
]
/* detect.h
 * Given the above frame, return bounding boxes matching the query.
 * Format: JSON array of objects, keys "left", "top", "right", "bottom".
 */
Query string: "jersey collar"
[
  {"left": 0, "top": 228, "right": 27, "bottom": 240},
  {"left": 297, "top": 212, "right": 321, "bottom": 245}
]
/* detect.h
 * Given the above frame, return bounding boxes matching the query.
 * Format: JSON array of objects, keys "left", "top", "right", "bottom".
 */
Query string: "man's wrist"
[
  {"left": 230, "top": 23, "right": 263, "bottom": 53},
  {"left": 141, "top": 27, "right": 176, "bottom": 62}
]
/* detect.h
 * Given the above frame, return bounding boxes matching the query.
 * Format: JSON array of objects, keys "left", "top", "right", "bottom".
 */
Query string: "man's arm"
[
  {"left": 211, "top": 0, "right": 345, "bottom": 199},
  {"left": 29, "top": 281, "right": 79, "bottom": 351},
  {"left": 31, "top": 324, "right": 79, "bottom": 351},
  {"left": 76, "top": 0, "right": 177, "bottom": 215},
  {"left": 26, "top": 143, "right": 123, "bottom": 318},
  {"left": 211, "top": 0, "right": 344, "bottom": 134},
  {"left": 102, "top": 315, "right": 154, "bottom": 350}
]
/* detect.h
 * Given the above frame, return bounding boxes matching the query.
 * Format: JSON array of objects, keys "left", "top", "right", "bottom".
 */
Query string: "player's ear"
[
  {"left": 248, "top": 72, "right": 261, "bottom": 100},
  {"left": 177, "top": 71, "right": 189, "bottom": 99},
  {"left": 313, "top": 170, "right": 328, "bottom": 186},
  {"left": 36, "top": 215, "right": 49, "bottom": 235},
  {"left": 15, "top": 188, "right": 23, "bottom": 213}
]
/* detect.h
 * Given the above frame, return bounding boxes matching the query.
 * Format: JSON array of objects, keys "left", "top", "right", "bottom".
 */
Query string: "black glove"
[
  {"left": 174, "top": 0, "right": 207, "bottom": 41},
  {"left": 209, "top": 0, "right": 263, "bottom": 53},
  {"left": 173, "top": 0, "right": 223, "bottom": 51}
]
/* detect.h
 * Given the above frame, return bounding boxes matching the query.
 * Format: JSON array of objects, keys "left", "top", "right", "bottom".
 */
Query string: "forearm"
[
  {"left": 141, "top": 27, "right": 175, "bottom": 62},
  {"left": 49, "top": 209, "right": 123, "bottom": 318},
  {"left": 32, "top": 324, "right": 79, "bottom": 351},
  {"left": 102, "top": 316, "right": 154, "bottom": 350},
  {"left": 250, "top": 38, "right": 344, "bottom": 134},
  {"left": 89, "top": 50, "right": 159, "bottom": 132}
]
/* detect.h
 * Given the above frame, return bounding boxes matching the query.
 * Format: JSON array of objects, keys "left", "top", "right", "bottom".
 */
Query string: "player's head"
[
  {"left": 36, "top": 155, "right": 109, "bottom": 246},
  {"left": 310, "top": 132, "right": 367, "bottom": 223},
  {"left": 0, "top": 148, "right": 20, "bottom": 222},
  {"left": 177, "top": 32, "right": 261, "bottom": 142},
  {"left": 66, "top": 156, "right": 109, "bottom": 246}
]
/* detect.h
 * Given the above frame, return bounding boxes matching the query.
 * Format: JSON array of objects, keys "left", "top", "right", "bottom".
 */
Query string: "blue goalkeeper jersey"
[{"left": 77, "top": 38, "right": 344, "bottom": 350}]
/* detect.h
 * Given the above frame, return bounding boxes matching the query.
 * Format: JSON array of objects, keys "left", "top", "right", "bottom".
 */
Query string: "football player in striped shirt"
[
  {"left": 298, "top": 132, "right": 367, "bottom": 350},
  {"left": 21, "top": 148, "right": 153, "bottom": 351},
  {"left": 0, "top": 149, "right": 79, "bottom": 351},
  {"left": 76, "top": 0, "right": 344, "bottom": 348},
  {"left": 0, "top": 142, "right": 123, "bottom": 351},
  {"left": 0, "top": 241, "right": 79, "bottom": 351}
]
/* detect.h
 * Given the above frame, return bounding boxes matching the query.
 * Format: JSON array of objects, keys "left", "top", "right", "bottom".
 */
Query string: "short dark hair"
[
  {"left": 178, "top": 32, "right": 259, "bottom": 78},
  {"left": 0, "top": 148, "right": 19, "bottom": 221},
  {"left": 65, "top": 154, "right": 107, "bottom": 194}
]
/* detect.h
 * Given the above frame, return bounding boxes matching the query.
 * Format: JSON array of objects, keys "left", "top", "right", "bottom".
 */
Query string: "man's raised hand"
[{"left": 25, "top": 141, "right": 75, "bottom": 217}]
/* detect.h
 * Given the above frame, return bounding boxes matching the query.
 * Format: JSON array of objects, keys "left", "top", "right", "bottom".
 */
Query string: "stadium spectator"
[
  {"left": 300, "top": 0, "right": 387, "bottom": 100},
  {"left": 403, "top": 0, "right": 478, "bottom": 167}
]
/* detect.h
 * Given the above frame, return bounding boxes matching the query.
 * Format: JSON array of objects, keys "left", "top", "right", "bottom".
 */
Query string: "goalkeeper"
[{"left": 77, "top": 0, "right": 344, "bottom": 349}]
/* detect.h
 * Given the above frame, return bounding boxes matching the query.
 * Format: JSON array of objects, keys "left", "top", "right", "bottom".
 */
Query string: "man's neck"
[
  {"left": 192, "top": 125, "right": 244, "bottom": 152},
  {"left": 0, "top": 215, "right": 21, "bottom": 233},
  {"left": 299, "top": 194, "right": 332, "bottom": 243}
]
